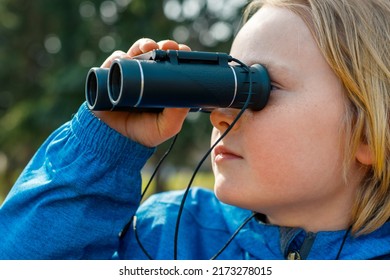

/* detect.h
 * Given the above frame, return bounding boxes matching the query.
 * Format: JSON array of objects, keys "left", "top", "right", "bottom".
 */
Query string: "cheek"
[{"left": 244, "top": 99, "right": 346, "bottom": 194}]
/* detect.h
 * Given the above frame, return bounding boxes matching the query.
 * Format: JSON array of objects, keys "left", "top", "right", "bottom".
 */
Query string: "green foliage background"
[{"left": 0, "top": 0, "right": 247, "bottom": 203}]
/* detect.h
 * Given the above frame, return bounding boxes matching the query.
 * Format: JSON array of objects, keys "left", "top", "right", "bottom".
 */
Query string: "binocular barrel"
[{"left": 85, "top": 50, "right": 270, "bottom": 112}]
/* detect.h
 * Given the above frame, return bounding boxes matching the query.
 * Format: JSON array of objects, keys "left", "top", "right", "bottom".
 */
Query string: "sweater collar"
[{"left": 221, "top": 205, "right": 390, "bottom": 259}]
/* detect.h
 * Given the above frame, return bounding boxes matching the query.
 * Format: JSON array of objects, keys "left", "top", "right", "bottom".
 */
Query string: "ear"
[{"left": 355, "top": 143, "right": 374, "bottom": 166}]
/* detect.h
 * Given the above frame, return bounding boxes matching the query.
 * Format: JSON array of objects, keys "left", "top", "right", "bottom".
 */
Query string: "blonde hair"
[{"left": 244, "top": 0, "right": 390, "bottom": 235}]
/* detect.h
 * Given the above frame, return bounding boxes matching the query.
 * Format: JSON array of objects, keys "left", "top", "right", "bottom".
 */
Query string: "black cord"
[
  {"left": 133, "top": 216, "right": 154, "bottom": 260},
  {"left": 121, "top": 58, "right": 255, "bottom": 260},
  {"left": 335, "top": 226, "right": 351, "bottom": 260},
  {"left": 119, "top": 134, "right": 178, "bottom": 240},
  {"left": 173, "top": 58, "right": 253, "bottom": 260},
  {"left": 210, "top": 212, "right": 256, "bottom": 260},
  {"left": 141, "top": 134, "right": 179, "bottom": 200}
]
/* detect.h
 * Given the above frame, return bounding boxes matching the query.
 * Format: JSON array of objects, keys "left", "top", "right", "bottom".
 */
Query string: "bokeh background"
[{"left": 0, "top": 0, "right": 248, "bottom": 203}]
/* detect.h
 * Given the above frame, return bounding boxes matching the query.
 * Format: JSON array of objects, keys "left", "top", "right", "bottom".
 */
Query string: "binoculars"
[{"left": 85, "top": 50, "right": 270, "bottom": 112}]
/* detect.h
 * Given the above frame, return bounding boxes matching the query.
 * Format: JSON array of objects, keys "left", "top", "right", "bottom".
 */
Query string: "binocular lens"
[
  {"left": 85, "top": 67, "right": 111, "bottom": 110},
  {"left": 108, "top": 62, "right": 122, "bottom": 104}
]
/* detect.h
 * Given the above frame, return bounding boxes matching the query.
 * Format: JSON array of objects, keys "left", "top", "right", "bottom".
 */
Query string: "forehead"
[{"left": 230, "top": 5, "right": 318, "bottom": 71}]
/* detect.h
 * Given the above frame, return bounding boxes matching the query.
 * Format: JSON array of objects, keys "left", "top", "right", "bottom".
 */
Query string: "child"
[{"left": 0, "top": 0, "right": 389, "bottom": 259}]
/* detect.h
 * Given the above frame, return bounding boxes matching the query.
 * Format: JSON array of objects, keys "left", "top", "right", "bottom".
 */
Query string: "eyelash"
[{"left": 270, "top": 84, "right": 279, "bottom": 91}]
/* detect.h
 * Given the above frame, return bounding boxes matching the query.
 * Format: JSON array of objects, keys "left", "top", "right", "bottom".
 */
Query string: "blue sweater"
[{"left": 0, "top": 104, "right": 389, "bottom": 260}]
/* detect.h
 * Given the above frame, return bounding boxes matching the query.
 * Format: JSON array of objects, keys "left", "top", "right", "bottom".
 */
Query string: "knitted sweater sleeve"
[{"left": 0, "top": 103, "right": 155, "bottom": 259}]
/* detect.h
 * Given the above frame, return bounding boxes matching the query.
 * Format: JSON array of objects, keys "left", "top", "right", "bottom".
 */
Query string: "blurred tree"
[{"left": 0, "top": 0, "right": 248, "bottom": 203}]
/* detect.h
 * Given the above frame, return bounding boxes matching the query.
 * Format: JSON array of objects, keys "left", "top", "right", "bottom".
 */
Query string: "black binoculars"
[{"left": 85, "top": 50, "right": 270, "bottom": 112}]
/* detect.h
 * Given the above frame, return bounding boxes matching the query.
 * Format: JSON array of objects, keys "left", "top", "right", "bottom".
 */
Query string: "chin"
[{"left": 213, "top": 181, "right": 241, "bottom": 206}]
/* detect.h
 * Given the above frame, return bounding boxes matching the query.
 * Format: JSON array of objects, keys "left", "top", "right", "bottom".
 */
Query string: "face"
[{"left": 210, "top": 5, "right": 362, "bottom": 231}]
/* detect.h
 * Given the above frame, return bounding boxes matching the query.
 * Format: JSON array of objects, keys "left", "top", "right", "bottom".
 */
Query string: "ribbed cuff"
[{"left": 70, "top": 102, "right": 155, "bottom": 172}]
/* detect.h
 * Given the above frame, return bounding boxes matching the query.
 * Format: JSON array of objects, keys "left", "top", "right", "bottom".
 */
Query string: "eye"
[{"left": 270, "top": 83, "right": 280, "bottom": 91}]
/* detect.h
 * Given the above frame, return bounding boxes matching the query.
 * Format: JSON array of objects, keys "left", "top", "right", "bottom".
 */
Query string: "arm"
[
  {"left": 0, "top": 104, "right": 154, "bottom": 259},
  {"left": 0, "top": 38, "right": 190, "bottom": 260}
]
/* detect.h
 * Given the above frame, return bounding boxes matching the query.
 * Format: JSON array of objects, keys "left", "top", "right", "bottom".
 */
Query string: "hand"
[{"left": 93, "top": 38, "right": 191, "bottom": 147}]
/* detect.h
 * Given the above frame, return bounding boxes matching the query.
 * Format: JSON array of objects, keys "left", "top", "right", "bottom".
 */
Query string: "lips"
[{"left": 213, "top": 145, "right": 243, "bottom": 161}]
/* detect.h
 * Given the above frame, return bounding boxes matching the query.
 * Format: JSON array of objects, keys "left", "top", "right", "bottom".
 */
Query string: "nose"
[{"left": 210, "top": 108, "right": 242, "bottom": 133}]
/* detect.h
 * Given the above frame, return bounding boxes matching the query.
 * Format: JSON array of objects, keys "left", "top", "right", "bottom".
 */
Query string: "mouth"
[{"left": 213, "top": 145, "right": 243, "bottom": 162}]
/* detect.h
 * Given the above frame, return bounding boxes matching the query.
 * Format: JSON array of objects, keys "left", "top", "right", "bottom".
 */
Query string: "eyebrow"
[
  {"left": 263, "top": 61, "right": 290, "bottom": 73},
  {"left": 234, "top": 55, "right": 298, "bottom": 85},
  {"left": 244, "top": 56, "right": 292, "bottom": 75},
  {"left": 262, "top": 62, "right": 297, "bottom": 84}
]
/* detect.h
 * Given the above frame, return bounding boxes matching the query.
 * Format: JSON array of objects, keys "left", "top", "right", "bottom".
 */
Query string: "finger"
[
  {"left": 157, "top": 108, "right": 190, "bottom": 140},
  {"left": 157, "top": 39, "right": 180, "bottom": 51},
  {"left": 178, "top": 44, "right": 191, "bottom": 51},
  {"left": 100, "top": 50, "right": 128, "bottom": 68},
  {"left": 128, "top": 38, "right": 158, "bottom": 57},
  {"left": 126, "top": 108, "right": 190, "bottom": 147}
]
